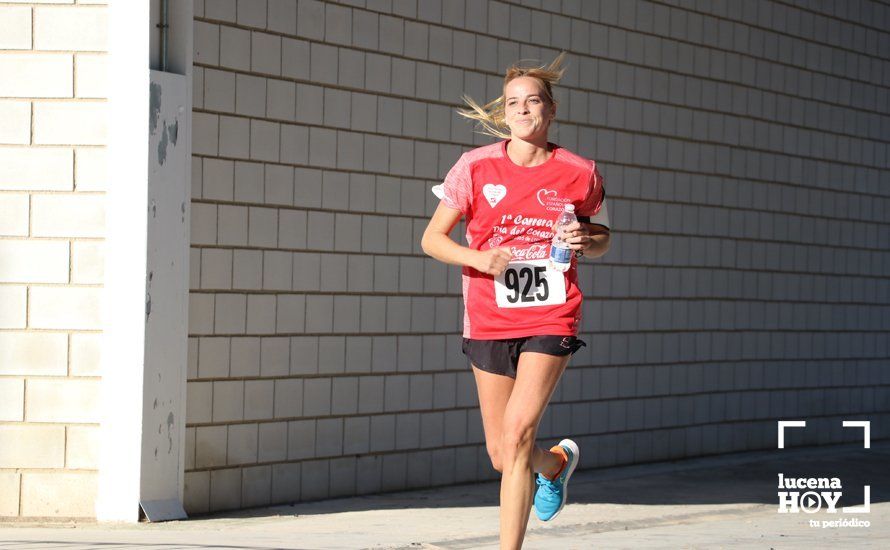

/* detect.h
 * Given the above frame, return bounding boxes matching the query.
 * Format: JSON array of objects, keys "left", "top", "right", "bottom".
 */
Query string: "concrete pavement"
[{"left": 1, "top": 442, "right": 887, "bottom": 549}]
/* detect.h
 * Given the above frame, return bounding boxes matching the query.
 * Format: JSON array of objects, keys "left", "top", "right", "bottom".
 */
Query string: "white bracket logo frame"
[{"left": 776, "top": 420, "right": 872, "bottom": 514}]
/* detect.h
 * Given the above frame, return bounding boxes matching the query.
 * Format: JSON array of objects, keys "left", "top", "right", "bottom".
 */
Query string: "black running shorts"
[{"left": 462, "top": 335, "right": 586, "bottom": 379}]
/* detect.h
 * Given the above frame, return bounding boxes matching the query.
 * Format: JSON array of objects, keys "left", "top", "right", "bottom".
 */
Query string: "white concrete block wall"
[
  {"left": 187, "top": 0, "right": 890, "bottom": 513},
  {"left": 0, "top": 0, "right": 107, "bottom": 518}
]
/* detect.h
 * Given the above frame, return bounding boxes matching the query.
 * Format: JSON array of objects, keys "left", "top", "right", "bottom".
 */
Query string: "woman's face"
[{"left": 503, "top": 76, "right": 555, "bottom": 142}]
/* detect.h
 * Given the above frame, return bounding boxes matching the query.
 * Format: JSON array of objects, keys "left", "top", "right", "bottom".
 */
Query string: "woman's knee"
[
  {"left": 500, "top": 423, "right": 537, "bottom": 458},
  {"left": 487, "top": 444, "right": 503, "bottom": 473}
]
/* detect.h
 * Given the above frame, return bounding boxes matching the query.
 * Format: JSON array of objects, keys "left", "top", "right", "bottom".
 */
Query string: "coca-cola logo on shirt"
[
  {"left": 536, "top": 188, "right": 571, "bottom": 212},
  {"left": 510, "top": 244, "right": 549, "bottom": 260}
]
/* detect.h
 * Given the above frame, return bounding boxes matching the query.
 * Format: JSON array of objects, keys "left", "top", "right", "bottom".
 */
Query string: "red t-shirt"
[{"left": 438, "top": 140, "right": 606, "bottom": 339}]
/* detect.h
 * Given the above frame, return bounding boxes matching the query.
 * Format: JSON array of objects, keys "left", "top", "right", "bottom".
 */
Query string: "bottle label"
[
  {"left": 493, "top": 259, "right": 567, "bottom": 308},
  {"left": 549, "top": 245, "right": 573, "bottom": 264}
]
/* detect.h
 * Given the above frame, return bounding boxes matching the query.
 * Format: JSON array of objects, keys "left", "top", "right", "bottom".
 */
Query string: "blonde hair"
[{"left": 458, "top": 52, "right": 567, "bottom": 140}]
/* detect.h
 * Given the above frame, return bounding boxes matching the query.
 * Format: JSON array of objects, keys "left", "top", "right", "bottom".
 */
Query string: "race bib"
[{"left": 494, "top": 259, "right": 566, "bottom": 308}]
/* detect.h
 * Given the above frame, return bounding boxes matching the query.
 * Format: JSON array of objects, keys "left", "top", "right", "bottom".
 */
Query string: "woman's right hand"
[
  {"left": 473, "top": 247, "right": 512, "bottom": 276},
  {"left": 422, "top": 202, "right": 513, "bottom": 274}
]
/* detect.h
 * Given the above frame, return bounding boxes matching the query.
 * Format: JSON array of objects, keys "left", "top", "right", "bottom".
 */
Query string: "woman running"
[{"left": 421, "top": 53, "right": 611, "bottom": 549}]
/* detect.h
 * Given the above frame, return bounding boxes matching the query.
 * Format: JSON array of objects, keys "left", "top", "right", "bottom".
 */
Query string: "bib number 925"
[
  {"left": 494, "top": 259, "right": 566, "bottom": 308},
  {"left": 504, "top": 266, "right": 548, "bottom": 303}
]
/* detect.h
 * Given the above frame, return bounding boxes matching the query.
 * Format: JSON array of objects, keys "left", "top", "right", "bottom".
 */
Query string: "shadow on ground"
[{"left": 189, "top": 440, "right": 889, "bottom": 520}]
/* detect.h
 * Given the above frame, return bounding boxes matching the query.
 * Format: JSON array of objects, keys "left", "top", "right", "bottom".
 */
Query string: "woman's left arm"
[
  {"left": 580, "top": 223, "right": 610, "bottom": 258},
  {"left": 556, "top": 221, "right": 610, "bottom": 259}
]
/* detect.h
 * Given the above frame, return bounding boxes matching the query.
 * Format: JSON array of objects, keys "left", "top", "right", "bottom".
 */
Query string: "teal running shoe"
[{"left": 533, "top": 438, "right": 579, "bottom": 521}]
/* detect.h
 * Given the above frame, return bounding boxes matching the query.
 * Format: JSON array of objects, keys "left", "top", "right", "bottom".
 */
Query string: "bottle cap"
[{"left": 565, "top": 204, "right": 575, "bottom": 212}]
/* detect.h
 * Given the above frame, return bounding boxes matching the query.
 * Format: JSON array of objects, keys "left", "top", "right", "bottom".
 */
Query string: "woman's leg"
[
  {"left": 472, "top": 365, "right": 565, "bottom": 477},
  {"left": 498, "top": 352, "right": 570, "bottom": 550},
  {"left": 472, "top": 365, "right": 514, "bottom": 473}
]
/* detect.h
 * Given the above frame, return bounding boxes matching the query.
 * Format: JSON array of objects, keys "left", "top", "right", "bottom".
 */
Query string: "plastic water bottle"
[{"left": 549, "top": 204, "right": 576, "bottom": 272}]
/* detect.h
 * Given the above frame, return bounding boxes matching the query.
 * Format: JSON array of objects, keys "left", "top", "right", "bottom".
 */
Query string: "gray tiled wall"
[{"left": 185, "top": 0, "right": 890, "bottom": 513}]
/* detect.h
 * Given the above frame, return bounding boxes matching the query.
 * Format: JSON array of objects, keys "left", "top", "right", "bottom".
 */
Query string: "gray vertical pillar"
[{"left": 98, "top": 0, "right": 193, "bottom": 523}]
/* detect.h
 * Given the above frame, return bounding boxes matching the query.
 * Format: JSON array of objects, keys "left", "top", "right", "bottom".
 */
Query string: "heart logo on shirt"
[
  {"left": 483, "top": 184, "right": 507, "bottom": 207},
  {"left": 487, "top": 234, "right": 504, "bottom": 248},
  {"left": 537, "top": 189, "right": 558, "bottom": 206}
]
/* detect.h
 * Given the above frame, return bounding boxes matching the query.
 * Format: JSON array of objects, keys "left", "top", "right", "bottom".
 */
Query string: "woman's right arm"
[{"left": 421, "top": 202, "right": 512, "bottom": 276}]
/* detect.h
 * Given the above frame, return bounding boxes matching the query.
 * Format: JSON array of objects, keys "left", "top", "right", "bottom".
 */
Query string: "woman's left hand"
[{"left": 555, "top": 221, "right": 591, "bottom": 253}]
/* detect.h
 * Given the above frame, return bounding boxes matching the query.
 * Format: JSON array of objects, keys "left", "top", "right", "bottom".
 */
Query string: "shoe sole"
[{"left": 545, "top": 438, "right": 579, "bottom": 522}]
